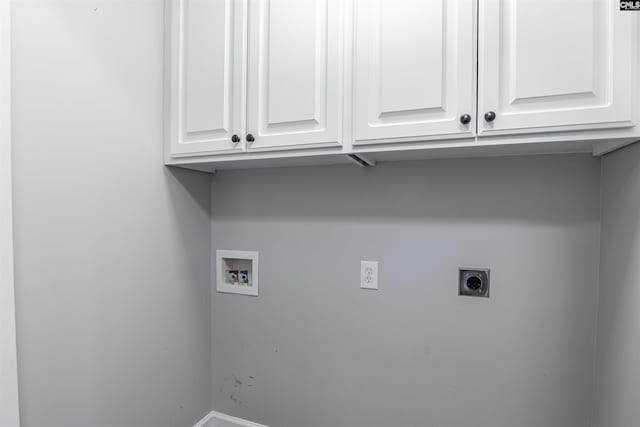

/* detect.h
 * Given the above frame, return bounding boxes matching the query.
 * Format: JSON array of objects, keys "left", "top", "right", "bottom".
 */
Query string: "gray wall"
[
  {"left": 12, "top": 1, "right": 212, "bottom": 426},
  {"left": 594, "top": 142, "right": 640, "bottom": 427},
  {"left": 210, "top": 154, "right": 601, "bottom": 427}
]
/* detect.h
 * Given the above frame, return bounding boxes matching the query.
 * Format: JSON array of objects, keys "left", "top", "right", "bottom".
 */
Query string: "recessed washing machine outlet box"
[
  {"left": 459, "top": 268, "right": 490, "bottom": 298},
  {"left": 216, "top": 250, "right": 259, "bottom": 296}
]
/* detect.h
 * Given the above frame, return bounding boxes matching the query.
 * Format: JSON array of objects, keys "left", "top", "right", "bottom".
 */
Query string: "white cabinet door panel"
[
  {"left": 479, "top": 0, "right": 636, "bottom": 134},
  {"left": 353, "top": 0, "right": 476, "bottom": 144},
  {"left": 246, "top": 0, "right": 343, "bottom": 150},
  {"left": 168, "top": 0, "right": 245, "bottom": 156}
]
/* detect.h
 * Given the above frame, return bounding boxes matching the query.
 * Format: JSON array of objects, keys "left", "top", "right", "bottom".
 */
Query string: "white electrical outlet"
[{"left": 360, "top": 261, "right": 379, "bottom": 290}]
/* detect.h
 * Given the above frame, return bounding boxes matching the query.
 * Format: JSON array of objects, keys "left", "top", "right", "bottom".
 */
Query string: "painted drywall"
[
  {"left": 11, "top": 1, "right": 212, "bottom": 426},
  {"left": 594, "top": 142, "right": 640, "bottom": 427},
  {"left": 210, "top": 154, "right": 601, "bottom": 427},
  {"left": 0, "top": 0, "right": 20, "bottom": 425}
]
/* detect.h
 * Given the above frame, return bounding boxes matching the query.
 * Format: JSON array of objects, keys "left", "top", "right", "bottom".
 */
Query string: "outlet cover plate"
[
  {"left": 361, "top": 261, "right": 379, "bottom": 290},
  {"left": 459, "top": 268, "right": 490, "bottom": 298}
]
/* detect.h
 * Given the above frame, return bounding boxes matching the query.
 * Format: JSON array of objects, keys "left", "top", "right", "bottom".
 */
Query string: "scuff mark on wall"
[{"left": 220, "top": 374, "right": 257, "bottom": 409}]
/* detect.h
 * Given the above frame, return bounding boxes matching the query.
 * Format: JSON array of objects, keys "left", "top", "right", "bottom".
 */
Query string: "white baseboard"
[{"left": 194, "top": 411, "right": 270, "bottom": 427}]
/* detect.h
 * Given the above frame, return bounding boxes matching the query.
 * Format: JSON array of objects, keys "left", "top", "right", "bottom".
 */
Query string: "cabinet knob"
[
  {"left": 460, "top": 114, "right": 472, "bottom": 125},
  {"left": 246, "top": 134, "right": 255, "bottom": 143},
  {"left": 231, "top": 134, "right": 240, "bottom": 144},
  {"left": 484, "top": 111, "right": 496, "bottom": 122}
]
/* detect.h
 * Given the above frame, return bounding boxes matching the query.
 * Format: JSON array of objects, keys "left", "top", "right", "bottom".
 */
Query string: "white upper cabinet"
[
  {"left": 353, "top": 0, "right": 476, "bottom": 144},
  {"left": 478, "top": 0, "right": 636, "bottom": 135},
  {"left": 167, "top": 0, "right": 245, "bottom": 156},
  {"left": 164, "top": 0, "right": 639, "bottom": 166},
  {"left": 246, "top": 0, "right": 343, "bottom": 151}
]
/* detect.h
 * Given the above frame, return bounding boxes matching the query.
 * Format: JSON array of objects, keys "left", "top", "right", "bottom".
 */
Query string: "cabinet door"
[
  {"left": 479, "top": 0, "right": 636, "bottom": 135},
  {"left": 353, "top": 0, "right": 476, "bottom": 144},
  {"left": 167, "top": 0, "right": 245, "bottom": 157},
  {"left": 246, "top": 0, "right": 343, "bottom": 151}
]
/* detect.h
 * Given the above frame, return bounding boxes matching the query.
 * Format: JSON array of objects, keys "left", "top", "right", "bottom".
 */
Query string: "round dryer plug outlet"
[{"left": 459, "top": 268, "right": 490, "bottom": 298}]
